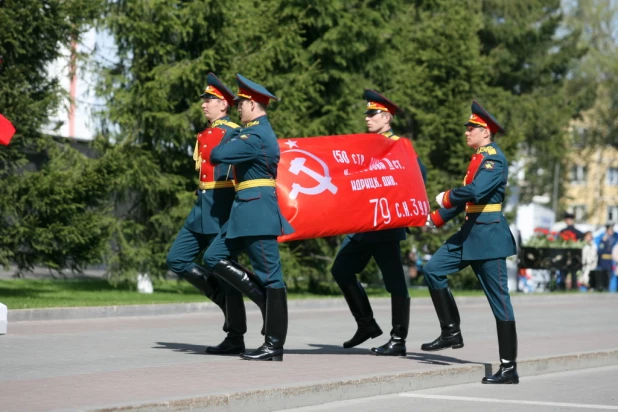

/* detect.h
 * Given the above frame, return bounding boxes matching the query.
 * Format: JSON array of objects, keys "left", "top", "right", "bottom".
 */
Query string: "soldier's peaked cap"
[
  {"left": 364, "top": 89, "right": 401, "bottom": 116},
  {"left": 464, "top": 100, "right": 505, "bottom": 134},
  {"left": 200, "top": 73, "right": 236, "bottom": 106},
  {"left": 234, "top": 74, "right": 278, "bottom": 106}
]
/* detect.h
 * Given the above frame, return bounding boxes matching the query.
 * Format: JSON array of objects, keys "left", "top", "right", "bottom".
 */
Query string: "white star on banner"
[{"left": 284, "top": 140, "right": 298, "bottom": 148}]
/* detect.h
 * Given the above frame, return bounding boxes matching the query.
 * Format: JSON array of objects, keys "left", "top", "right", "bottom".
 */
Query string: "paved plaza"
[{"left": 1, "top": 294, "right": 617, "bottom": 411}]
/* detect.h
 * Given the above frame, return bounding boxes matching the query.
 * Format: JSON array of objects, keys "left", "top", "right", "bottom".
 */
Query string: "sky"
[{"left": 43, "top": 28, "right": 117, "bottom": 141}]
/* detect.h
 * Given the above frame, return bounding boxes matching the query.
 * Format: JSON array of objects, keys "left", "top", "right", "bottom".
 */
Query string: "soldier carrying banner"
[
  {"left": 330, "top": 89, "right": 427, "bottom": 356},
  {"left": 423, "top": 101, "right": 519, "bottom": 384},
  {"left": 203, "top": 74, "right": 294, "bottom": 362},
  {"left": 166, "top": 73, "right": 253, "bottom": 355}
]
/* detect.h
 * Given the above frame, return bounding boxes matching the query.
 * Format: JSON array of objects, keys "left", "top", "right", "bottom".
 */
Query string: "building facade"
[{"left": 564, "top": 145, "right": 618, "bottom": 225}]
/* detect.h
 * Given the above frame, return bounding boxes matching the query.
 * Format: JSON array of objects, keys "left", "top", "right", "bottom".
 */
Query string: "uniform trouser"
[
  {"left": 331, "top": 236, "right": 409, "bottom": 298},
  {"left": 558, "top": 270, "right": 578, "bottom": 290},
  {"left": 610, "top": 273, "right": 618, "bottom": 293},
  {"left": 422, "top": 244, "right": 515, "bottom": 322},
  {"left": 599, "top": 263, "right": 613, "bottom": 291},
  {"left": 166, "top": 226, "right": 241, "bottom": 297},
  {"left": 202, "top": 231, "right": 285, "bottom": 290}
]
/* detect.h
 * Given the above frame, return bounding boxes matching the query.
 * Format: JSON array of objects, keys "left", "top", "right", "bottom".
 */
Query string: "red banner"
[
  {"left": 0, "top": 114, "right": 15, "bottom": 146},
  {"left": 276, "top": 133, "right": 428, "bottom": 242}
]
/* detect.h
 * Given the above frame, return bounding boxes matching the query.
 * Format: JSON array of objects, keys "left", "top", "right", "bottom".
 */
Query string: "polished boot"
[
  {"left": 421, "top": 288, "right": 464, "bottom": 351},
  {"left": 184, "top": 265, "right": 227, "bottom": 332},
  {"left": 240, "top": 288, "right": 287, "bottom": 361},
  {"left": 340, "top": 281, "right": 382, "bottom": 348},
  {"left": 482, "top": 320, "right": 519, "bottom": 384},
  {"left": 371, "top": 296, "right": 410, "bottom": 356},
  {"left": 212, "top": 259, "right": 266, "bottom": 335},
  {"left": 206, "top": 293, "right": 247, "bottom": 355},
  {"left": 230, "top": 260, "right": 267, "bottom": 335},
  {"left": 184, "top": 265, "right": 226, "bottom": 309}
]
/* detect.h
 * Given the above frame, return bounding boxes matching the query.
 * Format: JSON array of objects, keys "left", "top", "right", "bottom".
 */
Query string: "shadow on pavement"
[
  {"left": 152, "top": 342, "right": 494, "bottom": 375},
  {"left": 152, "top": 342, "right": 372, "bottom": 356},
  {"left": 153, "top": 342, "right": 209, "bottom": 355},
  {"left": 284, "top": 343, "right": 373, "bottom": 355},
  {"left": 406, "top": 351, "right": 493, "bottom": 375}
]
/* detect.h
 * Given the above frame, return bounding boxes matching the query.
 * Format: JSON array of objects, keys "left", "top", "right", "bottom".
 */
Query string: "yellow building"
[{"left": 564, "top": 145, "right": 618, "bottom": 225}]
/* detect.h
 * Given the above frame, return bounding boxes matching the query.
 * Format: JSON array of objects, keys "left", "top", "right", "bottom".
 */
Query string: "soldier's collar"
[
  {"left": 475, "top": 142, "right": 497, "bottom": 155},
  {"left": 209, "top": 116, "right": 230, "bottom": 128},
  {"left": 380, "top": 129, "right": 400, "bottom": 140},
  {"left": 244, "top": 115, "right": 267, "bottom": 128}
]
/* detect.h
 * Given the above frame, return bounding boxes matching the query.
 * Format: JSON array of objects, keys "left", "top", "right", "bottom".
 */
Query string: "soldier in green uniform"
[
  {"left": 331, "top": 89, "right": 427, "bottom": 357},
  {"left": 203, "top": 74, "right": 294, "bottom": 362},
  {"left": 166, "top": 73, "right": 249, "bottom": 355},
  {"left": 422, "top": 101, "right": 519, "bottom": 384}
]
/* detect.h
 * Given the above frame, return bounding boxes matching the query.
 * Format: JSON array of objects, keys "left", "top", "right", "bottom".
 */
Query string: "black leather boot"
[
  {"left": 230, "top": 260, "right": 267, "bottom": 335},
  {"left": 371, "top": 295, "right": 410, "bottom": 356},
  {"left": 240, "top": 288, "right": 287, "bottom": 361},
  {"left": 212, "top": 259, "right": 266, "bottom": 335},
  {"left": 184, "top": 265, "right": 226, "bottom": 309},
  {"left": 339, "top": 281, "right": 382, "bottom": 348},
  {"left": 421, "top": 288, "right": 464, "bottom": 351},
  {"left": 183, "top": 265, "right": 227, "bottom": 332},
  {"left": 206, "top": 292, "right": 247, "bottom": 355},
  {"left": 482, "top": 320, "right": 519, "bottom": 384}
]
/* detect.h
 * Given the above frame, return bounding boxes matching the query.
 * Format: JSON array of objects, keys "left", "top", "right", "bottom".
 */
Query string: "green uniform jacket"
[
  {"left": 210, "top": 115, "right": 294, "bottom": 239},
  {"left": 183, "top": 117, "right": 239, "bottom": 234},
  {"left": 430, "top": 141, "right": 516, "bottom": 260}
]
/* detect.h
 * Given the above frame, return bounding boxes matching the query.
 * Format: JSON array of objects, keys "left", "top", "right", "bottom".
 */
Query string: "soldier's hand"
[
  {"left": 435, "top": 192, "right": 445, "bottom": 208},
  {"left": 425, "top": 214, "right": 436, "bottom": 228}
]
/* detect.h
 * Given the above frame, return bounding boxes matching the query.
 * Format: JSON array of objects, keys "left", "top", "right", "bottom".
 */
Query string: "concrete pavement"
[
  {"left": 1, "top": 294, "right": 617, "bottom": 411},
  {"left": 279, "top": 365, "right": 618, "bottom": 411}
]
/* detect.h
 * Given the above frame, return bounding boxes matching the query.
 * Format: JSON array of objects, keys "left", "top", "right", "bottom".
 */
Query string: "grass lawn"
[{"left": 0, "top": 278, "right": 485, "bottom": 310}]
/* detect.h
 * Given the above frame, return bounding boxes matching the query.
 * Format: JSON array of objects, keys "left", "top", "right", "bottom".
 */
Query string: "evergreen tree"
[
  {"left": 564, "top": 0, "right": 618, "bottom": 147},
  {"left": 0, "top": 0, "right": 106, "bottom": 274},
  {"left": 477, "top": 0, "right": 584, "bottom": 203},
  {"left": 98, "top": 0, "right": 491, "bottom": 288},
  {"left": 1, "top": 0, "right": 589, "bottom": 290}
]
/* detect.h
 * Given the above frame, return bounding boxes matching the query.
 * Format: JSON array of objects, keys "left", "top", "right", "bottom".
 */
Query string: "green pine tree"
[{"left": 0, "top": 0, "right": 107, "bottom": 275}]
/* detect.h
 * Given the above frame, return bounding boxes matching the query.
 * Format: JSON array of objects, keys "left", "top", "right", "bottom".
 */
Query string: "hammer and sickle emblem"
[{"left": 283, "top": 149, "right": 338, "bottom": 200}]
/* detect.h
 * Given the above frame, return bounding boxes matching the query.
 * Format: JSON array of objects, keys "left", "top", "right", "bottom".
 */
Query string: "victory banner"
[{"left": 276, "top": 134, "right": 428, "bottom": 242}]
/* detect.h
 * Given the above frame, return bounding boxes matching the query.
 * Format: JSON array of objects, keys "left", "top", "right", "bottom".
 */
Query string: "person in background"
[
  {"left": 558, "top": 212, "right": 584, "bottom": 290},
  {"left": 580, "top": 231, "right": 597, "bottom": 291},
  {"left": 560, "top": 212, "right": 584, "bottom": 240},
  {"left": 610, "top": 239, "right": 618, "bottom": 293},
  {"left": 407, "top": 250, "right": 419, "bottom": 281},
  {"left": 597, "top": 225, "right": 615, "bottom": 291}
]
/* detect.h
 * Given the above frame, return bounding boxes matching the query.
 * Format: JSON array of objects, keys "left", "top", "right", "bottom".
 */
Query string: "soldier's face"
[
  {"left": 201, "top": 98, "right": 227, "bottom": 121},
  {"left": 465, "top": 125, "right": 490, "bottom": 149},
  {"left": 237, "top": 99, "right": 254, "bottom": 123},
  {"left": 365, "top": 112, "right": 390, "bottom": 133}
]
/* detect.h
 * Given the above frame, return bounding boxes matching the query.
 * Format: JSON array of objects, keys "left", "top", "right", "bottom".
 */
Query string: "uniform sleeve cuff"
[
  {"left": 430, "top": 210, "right": 446, "bottom": 228},
  {"left": 442, "top": 190, "right": 453, "bottom": 209}
]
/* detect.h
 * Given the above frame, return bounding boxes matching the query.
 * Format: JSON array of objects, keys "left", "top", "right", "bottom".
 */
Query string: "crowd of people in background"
[{"left": 519, "top": 213, "right": 618, "bottom": 293}]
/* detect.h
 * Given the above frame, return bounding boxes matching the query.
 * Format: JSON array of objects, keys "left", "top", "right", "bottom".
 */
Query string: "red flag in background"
[
  {"left": 0, "top": 114, "right": 16, "bottom": 145},
  {"left": 276, "top": 134, "right": 428, "bottom": 242}
]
